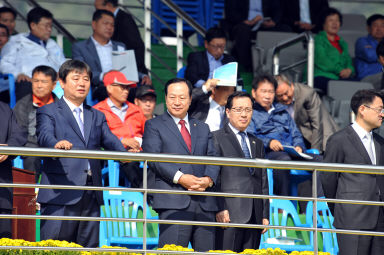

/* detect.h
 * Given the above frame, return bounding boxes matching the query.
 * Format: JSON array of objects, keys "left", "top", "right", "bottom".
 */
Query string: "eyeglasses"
[
  {"left": 209, "top": 43, "right": 225, "bottom": 50},
  {"left": 111, "top": 84, "right": 130, "bottom": 90},
  {"left": 231, "top": 107, "right": 253, "bottom": 114},
  {"left": 364, "top": 105, "right": 384, "bottom": 114}
]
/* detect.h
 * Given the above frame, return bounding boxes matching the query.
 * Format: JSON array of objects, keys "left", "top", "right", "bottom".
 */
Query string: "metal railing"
[
  {"left": 272, "top": 31, "right": 315, "bottom": 88},
  {"left": 1, "top": 146, "right": 384, "bottom": 254}
]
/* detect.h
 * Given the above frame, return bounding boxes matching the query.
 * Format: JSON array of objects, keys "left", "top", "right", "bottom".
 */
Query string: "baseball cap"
[
  {"left": 103, "top": 70, "right": 137, "bottom": 88},
  {"left": 135, "top": 85, "right": 157, "bottom": 98}
]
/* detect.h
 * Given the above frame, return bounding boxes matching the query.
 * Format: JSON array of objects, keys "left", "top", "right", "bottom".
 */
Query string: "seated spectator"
[
  {"left": 185, "top": 27, "right": 236, "bottom": 88},
  {"left": 0, "top": 7, "right": 16, "bottom": 35},
  {"left": 13, "top": 65, "right": 58, "bottom": 179},
  {"left": 275, "top": 74, "right": 339, "bottom": 153},
  {"left": 281, "top": 0, "right": 329, "bottom": 33},
  {"left": 312, "top": 8, "right": 355, "bottom": 95},
  {"left": 0, "top": 24, "right": 10, "bottom": 104},
  {"left": 247, "top": 74, "right": 306, "bottom": 196},
  {"left": 224, "top": 0, "right": 291, "bottom": 71},
  {"left": 375, "top": 39, "right": 384, "bottom": 90},
  {"left": 188, "top": 79, "right": 235, "bottom": 131},
  {"left": 355, "top": 14, "right": 384, "bottom": 81},
  {"left": 72, "top": 10, "right": 150, "bottom": 103},
  {"left": 0, "top": 7, "right": 66, "bottom": 101},
  {"left": 134, "top": 85, "right": 157, "bottom": 120}
]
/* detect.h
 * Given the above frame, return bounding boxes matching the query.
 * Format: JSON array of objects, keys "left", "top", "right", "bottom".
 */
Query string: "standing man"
[
  {"left": 321, "top": 89, "right": 384, "bottom": 255},
  {"left": 213, "top": 91, "right": 269, "bottom": 252},
  {"left": 36, "top": 60, "right": 126, "bottom": 247},
  {"left": 0, "top": 102, "right": 26, "bottom": 238},
  {"left": 142, "top": 78, "right": 220, "bottom": 251}
]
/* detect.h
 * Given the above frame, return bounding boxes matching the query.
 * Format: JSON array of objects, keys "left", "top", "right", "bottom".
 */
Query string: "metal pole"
[
  {"left": 307, "top": 33, "right": 315, "bottom": 88},
  {"left": 273, "top": 52, "right": 280, "bottom": 75},
  {"left": 144, "top": 0, "right": 152, "bottom": 72},
  {"left": 176, "top": 16, "right": 183, "bottom": 71},
  {"left": 143, "top": 160, "right": 148, "bottom": 254},
  {"left": 313, "top": 169, "right": 318, "bottom": 255}
]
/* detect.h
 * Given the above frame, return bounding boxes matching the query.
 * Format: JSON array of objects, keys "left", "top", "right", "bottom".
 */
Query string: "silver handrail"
[{"left": 272, "top": 31, "right": 315, "bottom": 88}]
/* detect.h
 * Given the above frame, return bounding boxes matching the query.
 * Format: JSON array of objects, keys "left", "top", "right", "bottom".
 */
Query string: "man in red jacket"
[{"left": 93, "top": 70, "right": 146, "bottom": 152}]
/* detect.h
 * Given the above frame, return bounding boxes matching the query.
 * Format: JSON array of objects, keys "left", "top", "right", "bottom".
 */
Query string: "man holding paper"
[{"left": 72, "top": 10, "right": 151, "bottom": 102}]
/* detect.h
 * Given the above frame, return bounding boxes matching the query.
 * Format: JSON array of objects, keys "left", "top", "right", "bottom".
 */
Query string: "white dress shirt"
[
  {"left": 205, "top": 97, "right": 224, "bottom": 132},
  {"left": 351, "top": 122, "right": 376, "bottom": 165},
  {"left": 228, "top": 122, "right": 251, "bottom": 153},
  {"left": 299, "top": 0, "right": 312, "bottom": 24},
  {"left": 63, "top": 96, "right": 84, "bottom": 123},
  {"left": 91, "top": 36, "right": 113, "bottom": 81}
]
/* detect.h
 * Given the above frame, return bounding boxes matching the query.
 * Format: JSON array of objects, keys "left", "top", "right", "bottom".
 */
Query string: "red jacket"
[{"left": 93, "top": 99, "right": 146, "bottom": 140}]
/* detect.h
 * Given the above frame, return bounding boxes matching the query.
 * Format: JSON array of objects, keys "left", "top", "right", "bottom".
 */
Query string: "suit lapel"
[
  {"left": 162, "top": 113, "right": 190, "bottom": 153},
  {"left": 190, "top": 118, "right": 197, "bottom": 154},
  {"left": 86, "top": 38, "right": 102, "bottom": 71},
  {"left": 374, "top": 134, "right": 382, "bottom": 165},
  {"left": 58, "top": 98, "right": 85, "bottom": 143},
  {"left": 83, "top": 104, "right": 92, "bottom": 145},
  {"left": 346, "top": 126, "right": 372, "bottom": 164},
  {"left": 224, "top": 124, "right": 244, "bottom": 157}
]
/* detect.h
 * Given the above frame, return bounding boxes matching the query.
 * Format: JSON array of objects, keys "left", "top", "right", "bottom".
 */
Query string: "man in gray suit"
[
  {"left": 275, "top": 75, "right": 339, "bottom": 153},
  {"left": 321, "top": 89, "right": 384, "bottom": 255}
]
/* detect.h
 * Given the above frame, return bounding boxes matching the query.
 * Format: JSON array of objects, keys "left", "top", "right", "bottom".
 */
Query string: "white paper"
[
  {"left": 212, "top": 62, "right": 238, "bottom": 86},
  {"left": 112, "top": 50, "right": 139, "bottom": 82}
]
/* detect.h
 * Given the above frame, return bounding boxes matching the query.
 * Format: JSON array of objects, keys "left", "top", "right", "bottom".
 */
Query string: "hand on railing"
[
  {"left": 54, "top": 140, "right": 73, "bottom": 150},
  {"left": 0, "top": 144, "right": 8, "bottom": 163}
]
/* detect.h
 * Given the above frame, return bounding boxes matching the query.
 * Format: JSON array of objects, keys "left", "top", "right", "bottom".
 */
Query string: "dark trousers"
[
  {"left": 337, "top": 207, "right": 384, "bottom": 255},
  {"left": 0, "top": 90, "right": 10, "bottom": 105},
  {"left": 0, "top": 208, "right": 12, "bottom": 238},
  {"left": 216, "top": 207, "right": 261, "bottom": 252},
  {"left": 40, "top": 178, "right": 100, "bottom": 247},
  {"left": 267, "top": 151, "right": 291, "bottom": 196},
  {"left": 158, "top": 198, "right": 215, "bottom": 252}
]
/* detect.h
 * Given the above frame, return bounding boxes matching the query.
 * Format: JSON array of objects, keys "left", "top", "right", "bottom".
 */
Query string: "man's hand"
[
  {"left": 339, "top": 68, "right": 352, "bottom": 79},
  {"left": 262, "top": 20, "right": 276, "bottom": 28},
  {"left": 189, "top": 176, "right": 212, "bottom": 191},
  {"left": 244, "top": 15, "right": 262, "bottom": 26},
  {"left": 294, "top": 146, "right": 303, "bottom": 153},
  {"left": 121, "top": 138, "right": 141, "bottom": 150},
  {"left": 262, "top": 218, "right": 269, "bottom": 234},
  {"left": 269, "top": 139, "right": 283, "bottom": 152},
  {"left": 141, "top": 75, "right": 152, "bottom": 85},
  {"left": 17, "top": 74, "right": 32, "bottom": 83},
  {"left": 299, "top": 22, "right": 314, "bottom": 31},
  {"left": 216, "top": 210, "right": 230, "bottom": 226},
  {"left": 203, "top": 79, "right": 219, "bottom": 92},
  {"left": 54, "top": 140, "right": 73, "bottom": 150},
  {"left": 178, "top": 174, "right": 202, "bottom": 190},
  {"left": 0, "top": 155, "right": 8, "bottom": 163}
]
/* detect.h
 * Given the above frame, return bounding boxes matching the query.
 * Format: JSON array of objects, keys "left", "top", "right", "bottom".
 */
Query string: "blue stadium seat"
[
  {"left": 205, "top": 0, "right": 225, "bottom": 29},
  {"left": 13, "top": 156, "right": 24, "bottom": 169},
  {"left": 176, "top": 66, "right": 186, "bottom": 78}
]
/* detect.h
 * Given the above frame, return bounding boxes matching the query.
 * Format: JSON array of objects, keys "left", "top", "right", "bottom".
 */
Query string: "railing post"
[
  {"left": 56, "top": 33, "right": 64, "bottom": 50},
  {"left": 273, "top": 52, "right": 280, "bottom": 75},
  {"left": 312, "top": 169, "right": 318, "bottom": 255},
  {"left": 307, "top": 33, "right": 315, "bottom": 88},
  {"left": 176, "top": 16, "right": 183, "bottom": 72},
  {"left": 143, "top": 160, "right": 148, "bottom": 254},
  {"left": 144, "top": 0, "right": 152, "bottom": 73}
]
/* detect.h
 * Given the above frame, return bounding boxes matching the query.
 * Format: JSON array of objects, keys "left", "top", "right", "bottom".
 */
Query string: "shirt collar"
[
  {"left": 352, "top": 121, "right": 372, "bottom": 140},
  {"left": 91, "top": 36, "right": 113, "bottom": 47},
  {"left": 228, "top": 122, "right": 243, "bottom": 135},
  {"left": 267, "top": 104, "right": 276, "bottom": 114},
  {"left": 63, "top": 96, "right": 83, "bottom": 112},
  {"left": 209, "top": 96, "right": 221, "bottom": 109},
  {"left": 27, "top": 33, "right": 46, "bottom": 47},
  {"left": 32, "top": 94, "right": 54, "bottom": 107},
  {"left": 113, "top": 7, "right": 120, "bottom": 17},
  {"left": 168, "top": 111, "right": 189, "bottom": 126},
  {"left": 206, "top": 50, "right": 224, "bottom": 62},
  {"left": 107, "top": 98, "right": 128, "bottom": 111}
]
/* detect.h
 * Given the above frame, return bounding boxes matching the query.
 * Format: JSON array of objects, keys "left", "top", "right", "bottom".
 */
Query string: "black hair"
[
  {"left": 252, "top": 73, "right": 278, "bottom": 90},
  {"left": 350, "top": 89, "right": 382, "bottom": 115},
  {"left": 205, "top": 26, "right": 226, "bottom": 43},
  {"left": 0, "top": 23, "right": 9, "bottom": 37},
  {"left": 320, "top": 7, "right": 343, "bottom": 28},
  {"left": 27, "top": 7, "right": 53, "bottom": 30},
  {"left": 92, "top": 9, "right": 114, "bottom": 22},
  {"left": 367, "top": 14, "right": 384, "bottom": 27},
  {"left": 164, "top": 78, "right": 193, "bottom": 97},
  {"left": 0, "top": 7, "right": 16, "bottom": 19},
  {"left": 59, "top": 60, "right": 92, "bottom": 82},
  {"left": 225, "top": 91, "right": 253, "bottom": 110},
  {"left": 377, "top": 39, "right": 384, "bottom": 58},
  {"left": 101, "top": 0, "right": 118, "bottom": 7},
  {"left": 32, "top": 65, "right": 57, "bottom": 81}
]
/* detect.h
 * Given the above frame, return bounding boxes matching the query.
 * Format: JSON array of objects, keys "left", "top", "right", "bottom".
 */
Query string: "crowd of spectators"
[{"left": 0, "top": 1, "right": 384, "bottom": 255}]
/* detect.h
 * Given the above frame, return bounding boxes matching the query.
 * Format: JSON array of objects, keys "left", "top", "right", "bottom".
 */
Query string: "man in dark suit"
[
  {"left": 94, "top": 0, "right": 149, "bottom": 78},
  {"left": 321, "top": 89, "right": 384, "bottom": 255},
  {"left": 185, "top": 27, "right": 236, "bottom": 88},
  {"left": 224, "top": 0, "right": 291, "bottom": 71},
  {"left": 36, "top": 60, "right": 126, "bottom": 247},
  {"left": 142, "top": 78, "right": 220, "bottom": 251},
  {"left": 0, "top": 102, "right": 26, "bottom": 238},
  {"left": 281, "top": 0, "right": 329, "bottom": 33},
  {"left": 213, "top": 91, "right": 269, "bottom": 252}
]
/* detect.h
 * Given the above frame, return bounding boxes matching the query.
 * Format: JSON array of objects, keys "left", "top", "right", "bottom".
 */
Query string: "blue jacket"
[
  {"left": 247, "top": 102, "right": 306, "bottom": 151},
  {"left": 355, "top": 34, "right": 382, "bottom": 80}
]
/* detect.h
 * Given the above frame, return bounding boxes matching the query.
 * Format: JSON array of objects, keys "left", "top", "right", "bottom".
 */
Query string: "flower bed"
[{"left": 0, "top": 239, "right": 331, "bottom": 255}]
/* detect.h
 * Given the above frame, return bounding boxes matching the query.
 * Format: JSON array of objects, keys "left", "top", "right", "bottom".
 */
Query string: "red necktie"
[{"left": 179, "top": 120, "right": 191, "bottom": 152}]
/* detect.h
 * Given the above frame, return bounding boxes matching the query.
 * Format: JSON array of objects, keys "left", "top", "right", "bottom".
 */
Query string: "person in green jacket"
[{"left": 314, "top": 8, "right": 356, "bottom": 95}]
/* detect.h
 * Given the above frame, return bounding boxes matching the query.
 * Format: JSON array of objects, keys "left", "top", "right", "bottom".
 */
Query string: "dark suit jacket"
[
  {"left": 281, "top": 0, "right": 329, "bottom": 33},
  {"left": 0, "top": 102, "right": 27, "bottom": 210},
  {"left": 321, "top": 125, "right": 384, "bottom": 230},
  {"left": 185, "top": 51, "right": 236, "bottom": 86},
  {"left": 36, "top": 98, "right": 125, "bottom": 206},
  {"left": 142, "top": 112, "right": 220, "bottom": 212},
  {"left": 212, "top": 124, "right": 269, "bottom": 224},
  {"left": 188, "top": 87, "right": 211, "bottom": 122},
  {"left": 224, "top": 0, "right": 283, "bottom": 29},
  {"left": 113, "top": 8, "right": 148, "bottom": 75},
  {"left": 71, "top": 38, "right": 125, "bottom": 88}
]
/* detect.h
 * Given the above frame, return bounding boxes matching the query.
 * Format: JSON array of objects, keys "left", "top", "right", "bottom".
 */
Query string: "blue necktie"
[
  {"left": 239, "top": 132, "right": 253, "bottom": 175},
  {"left": 74, "top": 107, "right": 84, "bottom": 138}
]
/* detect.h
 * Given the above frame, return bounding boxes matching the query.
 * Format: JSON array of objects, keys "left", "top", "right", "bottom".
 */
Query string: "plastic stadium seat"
[
  {"left": 176, "top": 66, "right": 186, "bottom": 78},
  {"left": 13, "top": 156, "right": 24, "bottom": 169},
  {"left": 339, "top": 13, "right": 366, "bottom": 32}
]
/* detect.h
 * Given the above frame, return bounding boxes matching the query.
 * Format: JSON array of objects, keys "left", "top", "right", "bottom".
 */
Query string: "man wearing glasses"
[
  {"left": 185, "top": 27, "right": 237, "bottom": 88},
  {"left": 213, "top": 91, "right": 269, "bottom": 252},
  {"left": 321, "top": 89, "right": 384, "bottom": 255}
]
